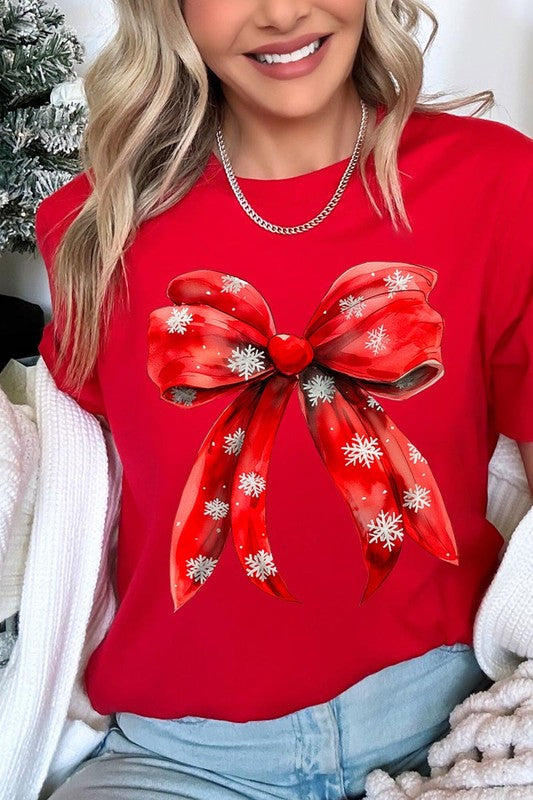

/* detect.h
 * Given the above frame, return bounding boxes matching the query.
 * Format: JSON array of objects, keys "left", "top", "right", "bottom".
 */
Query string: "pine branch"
[{"left": 0, "top": 0, "right": 87, "bottom": 254}]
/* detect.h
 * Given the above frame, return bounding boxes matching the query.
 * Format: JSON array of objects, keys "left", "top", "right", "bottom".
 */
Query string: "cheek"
[
  {"left": 181, "top": 0, "right": 241, "bottom": 58},
  {"left": 331, "top": 0, "right": 367, "bottom": 26}
]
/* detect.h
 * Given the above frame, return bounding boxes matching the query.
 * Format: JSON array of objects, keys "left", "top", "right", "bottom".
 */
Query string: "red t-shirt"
[{"left": 37, "top": 104, "right": 533, "bottom": 722}]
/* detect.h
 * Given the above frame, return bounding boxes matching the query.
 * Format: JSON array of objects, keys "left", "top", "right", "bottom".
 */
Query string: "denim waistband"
[{"left": 99, "top": 643, "right": 491, "bottom": 800}]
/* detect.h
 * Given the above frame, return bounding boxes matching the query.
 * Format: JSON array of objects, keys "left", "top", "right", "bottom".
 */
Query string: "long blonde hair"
[{"left": 47, "top": 0, "right": 494, "bottom": 398}]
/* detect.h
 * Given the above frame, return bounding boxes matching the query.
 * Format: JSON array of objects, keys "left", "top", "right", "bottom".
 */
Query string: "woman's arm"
[{"left": 517, "top": 441, "right": 533, "bottom": 494}]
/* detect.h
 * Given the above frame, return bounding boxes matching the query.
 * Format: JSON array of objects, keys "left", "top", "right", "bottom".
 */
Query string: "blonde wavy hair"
[{"left": 47, "top": 0, "right": 494, "bottom": 400}]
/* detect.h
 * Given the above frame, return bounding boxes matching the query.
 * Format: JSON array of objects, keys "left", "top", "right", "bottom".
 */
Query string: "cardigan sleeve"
[
  {"left": 484, "top": 161, "right": 533, "bottom": 443},
  {"left": 36, "top": 173, "right": 106, "bottom": 419}
]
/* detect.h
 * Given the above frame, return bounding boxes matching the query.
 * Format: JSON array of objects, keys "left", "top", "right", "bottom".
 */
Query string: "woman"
[{"left": 39, "top": 1, "right": 533, "bottom": 797}]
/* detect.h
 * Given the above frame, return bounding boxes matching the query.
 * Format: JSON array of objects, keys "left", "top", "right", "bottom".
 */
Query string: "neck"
[{"left": 213, "top": 84, "right": 373, "bottom": 180}]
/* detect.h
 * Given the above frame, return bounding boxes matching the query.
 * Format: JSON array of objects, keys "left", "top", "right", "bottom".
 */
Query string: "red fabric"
[{"left": 37, "top": 104, "right": 533, "bottom": 722}]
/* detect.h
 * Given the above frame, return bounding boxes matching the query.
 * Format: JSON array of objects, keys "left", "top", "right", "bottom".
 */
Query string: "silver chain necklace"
[{"left": 214, "top": 97, "right": 368, "bottom": 235}]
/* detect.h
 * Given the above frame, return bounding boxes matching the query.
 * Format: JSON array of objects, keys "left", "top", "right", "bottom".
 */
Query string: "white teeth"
[{"left": 254, "top": 38, "right": 321, "bottom": 64}]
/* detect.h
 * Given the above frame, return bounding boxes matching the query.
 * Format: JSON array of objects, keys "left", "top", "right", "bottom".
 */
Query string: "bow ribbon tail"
[
  {"left": 298, "top": 365, "right": 458, "bottom": 604},
  {"left": 170, "top": 380, "right": 265, "bottom": 611},
  {"left": 335, "top": 372, "right": 459, "bottom": 561},
  {"left": 231, "top": 374, "right": 301, "bottom": 603}
]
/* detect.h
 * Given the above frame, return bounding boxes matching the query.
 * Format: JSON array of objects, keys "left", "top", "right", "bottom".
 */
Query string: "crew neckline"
[{"left": 205, "top": 102, "right": 386, "bottom": 187}]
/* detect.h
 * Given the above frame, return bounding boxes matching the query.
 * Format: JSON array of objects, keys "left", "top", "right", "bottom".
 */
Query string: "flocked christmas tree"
[{"left": 0, "top": 0, "right": 88, "bottom": 254}]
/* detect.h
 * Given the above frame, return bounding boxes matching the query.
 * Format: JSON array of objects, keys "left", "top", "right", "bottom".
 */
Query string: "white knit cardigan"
[{"left": 0, "top": 356, "right": 531, "bottom": 800}]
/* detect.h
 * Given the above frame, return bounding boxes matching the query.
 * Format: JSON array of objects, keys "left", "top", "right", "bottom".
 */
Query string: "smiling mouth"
[{"left": 245, "top": 34, "right": 330, "bottom": 62}]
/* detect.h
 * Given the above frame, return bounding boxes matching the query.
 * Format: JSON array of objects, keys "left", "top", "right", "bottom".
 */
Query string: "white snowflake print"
[
  {"left": 223, "top": 427, "right": 246, "bottom": 455},
  {"left": 221, "top": 275, "right": 248, "bottom": 294},
  {"left": 167, "top": 306, "right": 194, "bottom": 334},
  {"left": 301, "top": 373, "right": 336, "bottom": 406},
  {"left": 403, "top": 484, "right": 431, "bottom": 513},
  {"left": 367, "top": 510, "right": 404, "bottom": 551},
  {"left": 244, "top": 549, "right": 278, "bottom": 582},
  {"left": 407, "top": 442, "right": 428, "bottom": 464},
  {"left": 383, "top": 269, "right": 414, "bottom": 298},
  {"left": 366, "top": 395, "right": 384, "bottom": 412},
  {"left": 339, "top": 293, "right": 367, "bottom": 319},
  {"left": 171, "top": 386, "right": 197, "bottom": 406},
  {"left": 227, "top": 344, "right": 266, "bottom": 380},
  {"left": 186, "top": 554, "right": 218, "bottom": 584},
  {"left": 238, "top": 471, "right": 267, "bottom": 498},
  {"left": 342, "top": 432, "right": 384, "bottom": 469},
  {"left": 204, "top": 497, "right": 230, "bottom": 520},
  {"left": 364, "top": 324, "right": 390, "bottom": 355}
]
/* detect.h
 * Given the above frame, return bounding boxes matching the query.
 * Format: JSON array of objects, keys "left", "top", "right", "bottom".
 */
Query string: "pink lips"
[{"left": 245, "top": 34, "right": 332, "bottom": 81}]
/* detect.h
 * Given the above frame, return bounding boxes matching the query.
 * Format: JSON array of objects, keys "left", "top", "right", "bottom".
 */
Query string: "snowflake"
[
  {"left": 403, "top": 484, "right": 431, "bottom": 513},
  {"left": 339, "top": 293, "right": 367, "bottom": 319},
  {"left": 227, "top": 344, "right": 266, "bottom": 380},
  {"left": 366, "top": 395, "right": 384, "bottom": 412},
  {"left": 223, "top": 427, "right": 246, "bottom": 455},
  {"left": 204, "top": 497, "right": 230, "bottom": 520},
  {"left": 365, "top": 324, "right": 390, "bottom": 355},
  {"left": 185, "top": 554, "right": 218, "bottom": 584},
  {"left": 171, "top": 386, "right": 197, "bottom": 406},
  {"left": 167, "top": 306, "right": 194, "bottom": 334},
  {"left": 244, "top": 549, "right": 278, "bottom": 581},
  {"left": 342, "top": 432, "right": 384, "bottom": 468},
  {"left": 301, "top": 373, "right": 336, "bottom": 406},
  {"left": 221, "top": 275, "right": 248, "bottom": 294},
  {"left": 383, "top": 269, "right": 414, "bottom": 298},
  {"left": 238, "top": 471, "right": 266, "bottom": 497},
  {"left": 367, "top": 510, "right": 404, "bottom": 551},
  {"left": 407, "top": 442, "right": 427, "bottom": 464}
]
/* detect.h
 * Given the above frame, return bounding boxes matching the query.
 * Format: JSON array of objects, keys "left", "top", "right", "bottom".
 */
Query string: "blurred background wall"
[{"left": 2, "top": 0, "right": 532, "bottom": 315}]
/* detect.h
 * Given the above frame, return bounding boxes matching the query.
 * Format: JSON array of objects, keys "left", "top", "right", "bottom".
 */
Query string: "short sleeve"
[
  {"left": 484, "top": 160, "right": 533, "bottom": 443},
  {"left": 36, "top": 173, "right": 106, "bottom": 419}
]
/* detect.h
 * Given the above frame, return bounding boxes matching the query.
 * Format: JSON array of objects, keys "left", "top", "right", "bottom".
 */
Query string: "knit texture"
[
  {"left": 363, "top": 657, "right": 533, "bottom": 798},
  {"left": 0, "top": 360, "right": 39, "bottom": 622},
  {"left": 0, "top": 357, "right": 121, "bottom": 800}
]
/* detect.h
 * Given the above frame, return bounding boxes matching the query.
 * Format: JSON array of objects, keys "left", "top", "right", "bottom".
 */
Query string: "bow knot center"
[{"left": 267, "top": 334, "right": 314, "bottom": 376}]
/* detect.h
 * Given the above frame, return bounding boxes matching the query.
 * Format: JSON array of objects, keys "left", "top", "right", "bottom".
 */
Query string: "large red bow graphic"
[{"left": 147, "top": 263, "right": 459, "bottom": 612}]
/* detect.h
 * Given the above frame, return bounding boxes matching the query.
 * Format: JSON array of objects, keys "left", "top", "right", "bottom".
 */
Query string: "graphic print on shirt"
[{"left": 146, "top": 263, "right": 459, "bottom": 612}]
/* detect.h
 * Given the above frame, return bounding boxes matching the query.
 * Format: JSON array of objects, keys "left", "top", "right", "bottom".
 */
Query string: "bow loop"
[
  {"left": 306, "top": 262, "right": 443, "bottom": 398},
  {"left": 147, "top": 296, "right": 276, "bottom": 408},
  {"left": 167, "top": 269, "right": 276, "bottom": 339}
]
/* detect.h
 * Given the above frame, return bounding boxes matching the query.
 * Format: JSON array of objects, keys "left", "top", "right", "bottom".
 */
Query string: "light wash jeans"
[{"left": 49, "top": 643, "right": 492, "bottom": 800}]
